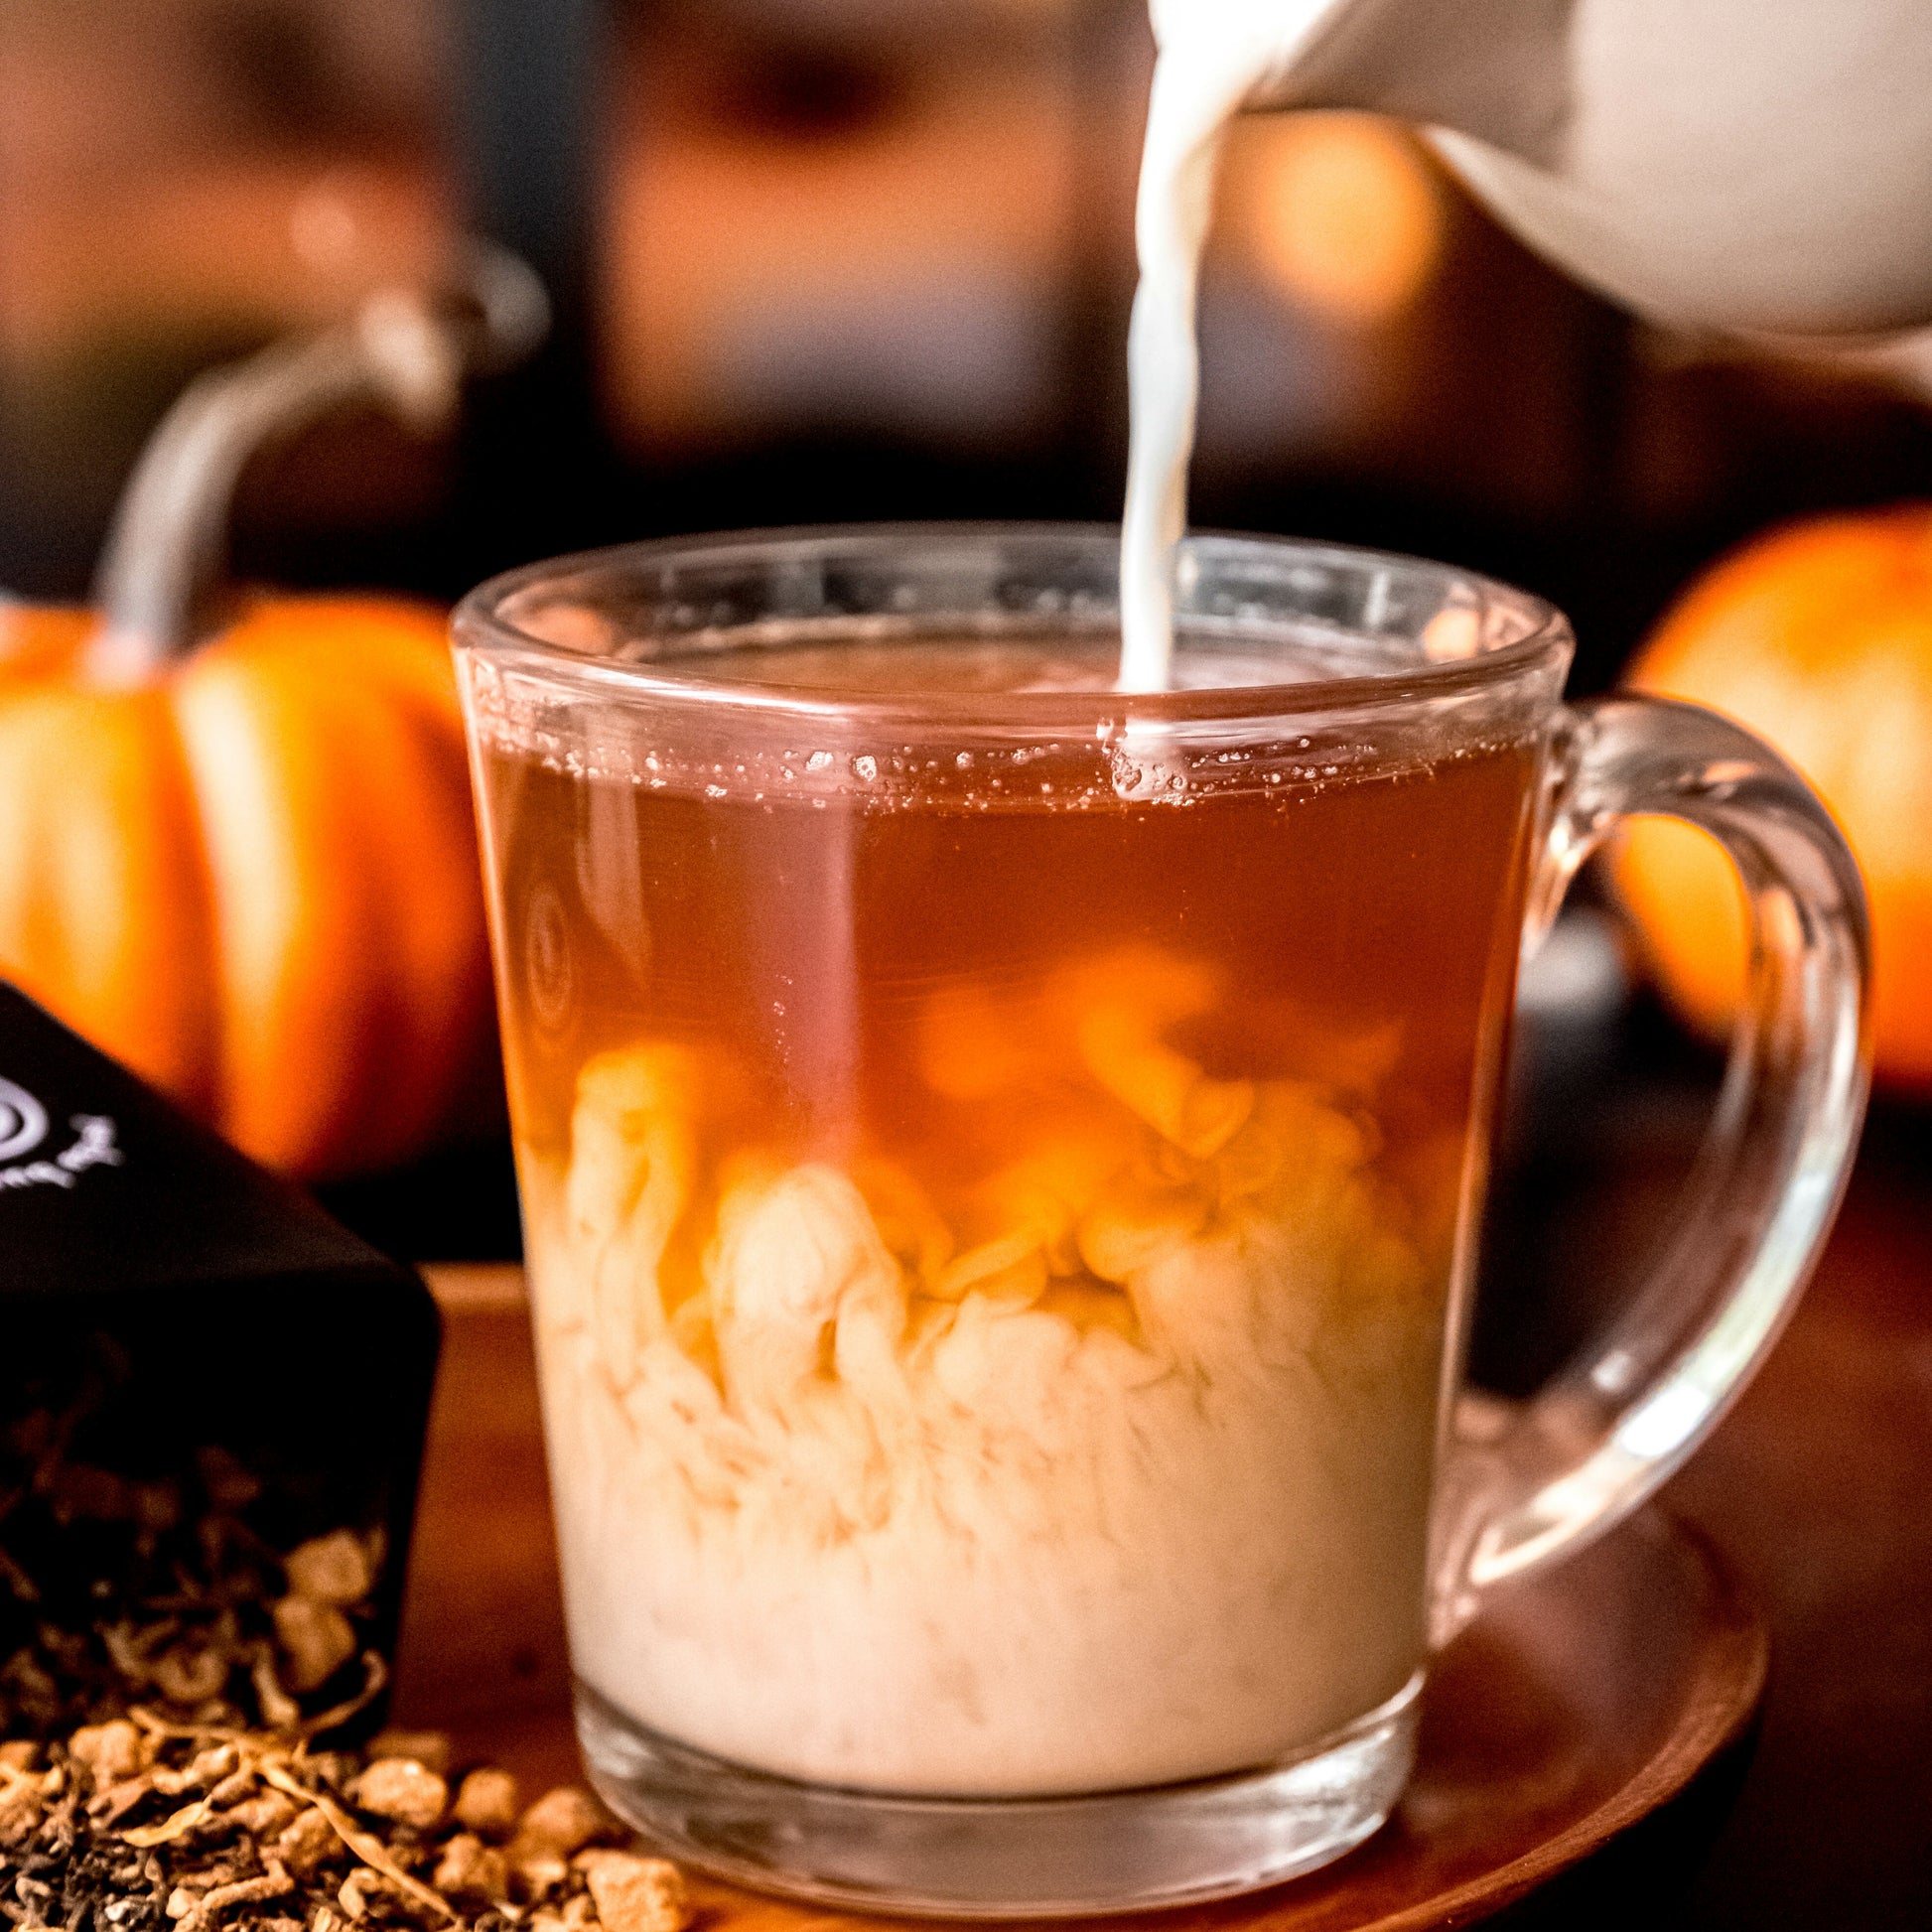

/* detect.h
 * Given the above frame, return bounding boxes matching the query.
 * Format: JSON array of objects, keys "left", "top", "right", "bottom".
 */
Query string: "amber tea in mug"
[{"left": 454, "top": 528, "right": 1865, "bottom": 1916}]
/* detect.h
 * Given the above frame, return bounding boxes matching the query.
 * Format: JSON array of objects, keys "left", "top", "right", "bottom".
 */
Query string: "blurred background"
[
  {"left": 8, "top": 0, "right": 1932, "bottom": 671},
  {"left": 3, "top": 0, "right": 1930, "bottom": 1267}
]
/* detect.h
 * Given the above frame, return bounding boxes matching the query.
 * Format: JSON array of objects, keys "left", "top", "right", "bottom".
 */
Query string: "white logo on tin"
[
  {"left": 0, "top": 1077, "right": 49, "bottom": 1161},
  {"left": 0, "top": 1078, "right": 121, "bottom": 1191}
]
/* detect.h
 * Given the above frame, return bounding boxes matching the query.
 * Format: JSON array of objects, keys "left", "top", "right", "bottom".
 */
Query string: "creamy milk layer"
[{"left": 521, "top": 949, "right": 1447, "bottom": 1797}]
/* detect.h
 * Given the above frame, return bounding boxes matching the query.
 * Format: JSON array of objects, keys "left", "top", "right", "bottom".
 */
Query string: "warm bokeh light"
[
  {"left": 0, "top": 2, "right": 450, "bottom": 362},
  {"left": 1613, "top": 503, "right": 1932, "bottom": 1092},
  {"left": 602, "top": 46, "right": 1080, "bottom": 452},
  {"left": 1220, "top": 113, "right": 1443, "bottom": 327},
  {"left": 0, "top": 161, "right": 449, "bottom": 362}
]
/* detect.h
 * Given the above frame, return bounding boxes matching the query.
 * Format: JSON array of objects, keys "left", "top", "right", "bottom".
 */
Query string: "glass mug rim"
[{"left": 452, "top": 521, "right": 1576, "bottom": 729}]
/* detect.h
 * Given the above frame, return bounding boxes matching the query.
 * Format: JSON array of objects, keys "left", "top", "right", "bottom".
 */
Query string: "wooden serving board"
[{"left": 394, "top": 1266, "right": 1765, "bottom": 1931}]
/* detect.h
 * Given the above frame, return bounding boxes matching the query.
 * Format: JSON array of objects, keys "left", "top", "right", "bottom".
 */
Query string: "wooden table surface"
[
  {"left": 1662, "top": 1108, "right": 1932, "bottom": 1930},
  {"left": 384, "top": 1096, "right": 1932, "bottom": 1931}
]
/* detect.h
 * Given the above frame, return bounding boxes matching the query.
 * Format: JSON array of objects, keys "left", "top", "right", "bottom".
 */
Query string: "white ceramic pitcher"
[{"left": 1247, "top": 0, "right": 1932, "bottom": 337}]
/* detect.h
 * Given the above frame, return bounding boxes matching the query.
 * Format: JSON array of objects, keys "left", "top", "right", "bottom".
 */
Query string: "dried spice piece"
[
  {"left": 68, "top": 1723, "right": 145, "bottom": 1786},
  {"left": 0, "top": 1716, "right": 686, "bottom": 1932},
  {"left": 431, "top": 1836, "right": 507, "bottom": 1905},
  {"left": 577, "top": 1854, "right": 688, "bottom": 1932},
  {"left": 276, "top": 1805, "right": 339, "bottom": 1880},
  {"left": 281, "top": 1541, "right": 373, "bottom": 1613},
  {"left": 347, "top": 1763, "right": 446, "bottom": 1834},
  {"left": 449, "top": 1775, "right": 515, "bottom": 1846},
  {"left": 271, "top": 1604, "right": 358, "bottom": 1701},
  {"left": 507, "top": 1791, "right": 610, "bottom": 1862}
]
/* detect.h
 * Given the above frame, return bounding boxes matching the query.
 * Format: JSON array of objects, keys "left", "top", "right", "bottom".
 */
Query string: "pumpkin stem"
[{"left": 85, "top": 242, "right": 548, "bottom": 684}]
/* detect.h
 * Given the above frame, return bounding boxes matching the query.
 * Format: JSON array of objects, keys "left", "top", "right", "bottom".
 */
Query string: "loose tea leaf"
[
  {"left": 0, "top": 1414, "right": 390, "bottom": 1740},
  {"left": 0, "top": 1408, "right": 688, "bottom": 1932},
  {"left": 0, "top": 1721, "right": 688, "bottom": 1932}
]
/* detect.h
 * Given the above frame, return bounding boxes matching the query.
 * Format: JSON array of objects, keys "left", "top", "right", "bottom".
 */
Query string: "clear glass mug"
[{"left": 452, "top": 527, "right": 1866, "bottom": 1917}]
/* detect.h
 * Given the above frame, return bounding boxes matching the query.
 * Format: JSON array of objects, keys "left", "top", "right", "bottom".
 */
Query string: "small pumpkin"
[
  {"left": 1612, "top": 504, "right": 1932, "bottom": 1087},
  {"left": 0, "top": 256, "right": 548, "bottom": 1175}
]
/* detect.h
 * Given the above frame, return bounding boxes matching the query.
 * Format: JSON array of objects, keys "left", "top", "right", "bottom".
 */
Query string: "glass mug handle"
[{"left": 1431, "top": 693, "right": 1870, "bottom": 1642}]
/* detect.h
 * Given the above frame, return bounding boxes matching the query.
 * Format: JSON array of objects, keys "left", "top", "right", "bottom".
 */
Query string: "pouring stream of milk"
[{"left": 1119, "top": 0, "right": 1336, "bottom": 692}]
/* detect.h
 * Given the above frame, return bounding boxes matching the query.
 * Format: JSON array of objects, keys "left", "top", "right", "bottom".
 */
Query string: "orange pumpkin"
[
  {"left": 1613, "top": 504, "right": 1932, "bottom": 1087},
  {"left": 0, "top": 593, "right": 491, "bottom": 1177},
  {"left": 0, "top": 263, "right": 545, "bottom": 1175}
]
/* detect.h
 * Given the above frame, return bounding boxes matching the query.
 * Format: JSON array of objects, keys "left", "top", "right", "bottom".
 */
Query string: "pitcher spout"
[{"left": 1251, "top": 0, "right": 1577, "bottom": 167}]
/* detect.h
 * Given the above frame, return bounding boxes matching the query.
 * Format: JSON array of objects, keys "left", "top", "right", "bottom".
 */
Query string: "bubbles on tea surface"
[
  {"left": 1106, "top": 736, "right": 1189, "bottom": 804},
  {"left": 469, "top": 627, "right": 1514, "bottom": 816}
]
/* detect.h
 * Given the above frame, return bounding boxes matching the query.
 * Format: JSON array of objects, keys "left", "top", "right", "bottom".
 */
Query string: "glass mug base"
[{"left": 574, "top": 1674, "right": 1422, "bottom": 1918}]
